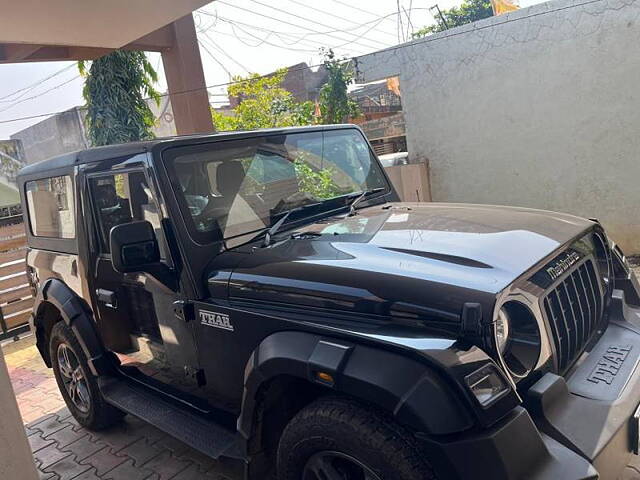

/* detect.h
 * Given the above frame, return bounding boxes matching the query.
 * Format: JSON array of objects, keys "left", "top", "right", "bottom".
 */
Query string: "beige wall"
[
  {"left": 356, "top": 0, "right": 640, "bottom": 253},
  {"left": 0, "top": 345, "right": 38, "bottom": 480}
]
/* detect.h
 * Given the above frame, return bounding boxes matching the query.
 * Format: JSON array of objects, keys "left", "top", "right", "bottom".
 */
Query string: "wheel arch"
[
  {"left": 238, "top": 331, "right": 475, "bottom": 456},
  {"left": 32, "top": 278, "right": 111, "bottom": 375}
]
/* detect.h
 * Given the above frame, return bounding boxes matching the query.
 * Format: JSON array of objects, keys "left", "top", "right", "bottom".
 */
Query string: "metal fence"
[{"left": 0, "top": 211, "right": 31, "bottom": 342}]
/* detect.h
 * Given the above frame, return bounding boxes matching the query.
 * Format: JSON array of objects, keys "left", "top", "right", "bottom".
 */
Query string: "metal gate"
[{"left": 0, "top": 213, "right": 31, "bottom": 342}]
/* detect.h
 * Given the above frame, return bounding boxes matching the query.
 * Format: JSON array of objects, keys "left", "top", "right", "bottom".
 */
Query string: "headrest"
[{"left": 216, "top": 161, "right": 246, "bottom": 196}]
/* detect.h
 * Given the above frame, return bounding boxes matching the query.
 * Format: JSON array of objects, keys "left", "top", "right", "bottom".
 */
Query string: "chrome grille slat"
[
  {"left": 569, "top": 273, "right": 588, "bottom": 345},
  {"left": 543, "top": 258, "right": 603, "bottom": 372},
  {"left": 575, "top": 265, "right": 594, "bottom": 336},
  {"left": 565, "top": 278, "right": 588, "bottom": 345}
]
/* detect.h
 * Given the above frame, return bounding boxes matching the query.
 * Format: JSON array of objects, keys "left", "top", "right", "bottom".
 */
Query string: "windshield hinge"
[{"left": 173, "top": 300, "right": 195, "bottom": 323}]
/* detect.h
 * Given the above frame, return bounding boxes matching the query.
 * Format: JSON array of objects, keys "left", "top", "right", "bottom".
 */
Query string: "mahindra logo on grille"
[
  {"left": 587, "top": 345, "right": 632, "bottom": 385},
  {"left": 546, "top": 251, "right": 581, "bottom": 281}
]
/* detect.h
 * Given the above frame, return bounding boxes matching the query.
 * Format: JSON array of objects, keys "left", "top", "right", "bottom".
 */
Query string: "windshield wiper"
[
  {"left": 347, "top": 187, "right": 386, "bottom": 216},
  {"left": 262, "top": 202, "right": 322, "bottom": 247}
]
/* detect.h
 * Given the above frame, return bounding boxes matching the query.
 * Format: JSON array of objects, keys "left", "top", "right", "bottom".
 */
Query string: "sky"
[{"left": 0, "top": 0, "right": 544, "bottom": 139}]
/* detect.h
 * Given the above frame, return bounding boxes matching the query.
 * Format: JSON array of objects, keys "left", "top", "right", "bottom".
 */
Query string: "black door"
[{"left": 87, "top": 168, "right": 205, "bottom": 401}]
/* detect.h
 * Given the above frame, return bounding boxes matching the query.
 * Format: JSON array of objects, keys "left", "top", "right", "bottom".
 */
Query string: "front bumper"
[{"left": 425, "top": 289, "right": 640, "bottom": 480}]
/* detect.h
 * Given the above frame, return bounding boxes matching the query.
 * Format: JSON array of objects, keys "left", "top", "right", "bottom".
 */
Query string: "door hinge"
[{"left": 173, "top": 300, "right": 195, "bottom": 322}]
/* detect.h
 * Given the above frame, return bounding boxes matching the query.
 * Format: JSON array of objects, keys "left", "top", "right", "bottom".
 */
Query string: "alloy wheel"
[
  {"left": 303, "top": 451, "right": 382, "bottom": 480},
  {"left": 57, "top": 343, "right": 91, "bottom": 413}
]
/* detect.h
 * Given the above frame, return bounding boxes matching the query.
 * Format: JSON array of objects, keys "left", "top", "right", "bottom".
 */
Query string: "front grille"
[{"left": 542, "top": 259, "right": 603, "bottom": 372}]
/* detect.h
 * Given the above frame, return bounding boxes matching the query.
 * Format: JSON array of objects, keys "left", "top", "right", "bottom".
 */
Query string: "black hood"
[{"left": 217, "top": 203, "right": 594, "bottom": 330}]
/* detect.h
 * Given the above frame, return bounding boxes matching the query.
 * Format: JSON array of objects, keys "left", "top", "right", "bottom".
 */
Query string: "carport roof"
[{"left": 0, "top": 0, "right": 211, "bottom": 63}]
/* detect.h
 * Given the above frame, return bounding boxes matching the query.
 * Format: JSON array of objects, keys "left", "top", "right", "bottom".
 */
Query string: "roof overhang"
[{"left": 0, "top": 0, "right": 211, "bottom": 63}]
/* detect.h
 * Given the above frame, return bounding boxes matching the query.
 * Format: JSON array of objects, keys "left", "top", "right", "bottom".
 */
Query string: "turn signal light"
[{"left": 315, "top": 371, "right": 335, "bottom": 385}]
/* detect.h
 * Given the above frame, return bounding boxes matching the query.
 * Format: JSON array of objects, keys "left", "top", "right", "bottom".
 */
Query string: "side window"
[
  {"left": 89, "top": 171, "right": 163, "bottom": 255},
  {"left": 25, "top": 175, "right": 75, "bottom": 238}
]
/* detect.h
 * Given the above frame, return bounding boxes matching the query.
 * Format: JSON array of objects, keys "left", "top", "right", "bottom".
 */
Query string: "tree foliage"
[
  {"left": 413, "top": 0, "right": 493, "bottom": 37},
  {"left": 78, "top": 51, "right": 160, "bottom": 147},
  {"left": 212, "top": 69, "right": 314, "bottom": 131},
  {"left": 317, "top": 49, "right": 360, "bottom": 124},
  {"left": 293, "top": 159, "right": 342, "bottom": 199}
]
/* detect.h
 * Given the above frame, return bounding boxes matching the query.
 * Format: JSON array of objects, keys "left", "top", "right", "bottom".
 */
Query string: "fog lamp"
[{"left": 465, "top": 364, "right": 509, "bottom": 408}]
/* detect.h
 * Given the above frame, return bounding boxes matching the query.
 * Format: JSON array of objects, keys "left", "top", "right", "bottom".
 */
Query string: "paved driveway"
[
  {"left": 4, "top": 336, "right": 232, "bottom": 480},
  {"left": 5, "top": 332, "right": 640, "bottom": 480}
]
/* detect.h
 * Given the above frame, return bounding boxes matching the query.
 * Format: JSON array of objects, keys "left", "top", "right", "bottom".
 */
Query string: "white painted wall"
[{"left": 356, "top": 0, "right": 640, "bottom": 252}]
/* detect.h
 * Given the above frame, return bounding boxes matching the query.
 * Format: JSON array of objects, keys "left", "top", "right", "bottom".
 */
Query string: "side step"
[{"left": 99, "top": 377, "right": 245, "bottom": 461}]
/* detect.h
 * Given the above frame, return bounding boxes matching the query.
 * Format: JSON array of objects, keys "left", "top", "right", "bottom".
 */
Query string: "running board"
[{"left": 98, "top": 377, "right": 245, "bottom": 462}]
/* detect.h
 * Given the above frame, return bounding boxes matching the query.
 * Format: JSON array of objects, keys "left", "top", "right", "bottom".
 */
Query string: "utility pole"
[{"left": 429, "top": 4, "right": 449, "bottom": 29}]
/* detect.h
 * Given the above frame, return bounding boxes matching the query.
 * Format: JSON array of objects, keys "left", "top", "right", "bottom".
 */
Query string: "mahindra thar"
[{"left": 17, "top": 125, "right": 640, "bottom": 479}]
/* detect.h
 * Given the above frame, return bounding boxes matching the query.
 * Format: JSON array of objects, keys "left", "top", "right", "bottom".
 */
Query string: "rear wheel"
[
  {"left": 50, "top": 322, "right": 124, "bottom": 430},
  {"left": 277, "top": 396, "right": 437, "bottom": 480}
]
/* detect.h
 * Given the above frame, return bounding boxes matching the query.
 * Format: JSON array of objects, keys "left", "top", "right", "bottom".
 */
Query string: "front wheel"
[
  {"left": 277, "top": 396, "right": 437, "bottom": 480},
  {"left": 50, "top": 322, "right": 124, "bottom": 430}
]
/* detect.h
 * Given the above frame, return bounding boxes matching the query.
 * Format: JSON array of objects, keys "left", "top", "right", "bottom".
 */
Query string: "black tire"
[
  {"left": 277, "top": 396, "right": 437, "bottom": 480},
  {"left": 49, "top": 321, "right": 124, "bottom": 430}
]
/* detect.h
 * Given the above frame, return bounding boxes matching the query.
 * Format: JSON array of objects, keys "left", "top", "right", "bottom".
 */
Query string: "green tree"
[
  {"left": 78, "top": 51, "right": 160, "bottom": 146},
  {"left": 413, "top": 0, "right": 493, "bottom": 37},
  {"left": 318, "top": 49, "right": 359, "bottom": 124},
  {"left": 293, "top": 159, "right": 342, "bottom": 199},
  {"left": 212, "top": 69, "right": 313, "bottom": 131}
]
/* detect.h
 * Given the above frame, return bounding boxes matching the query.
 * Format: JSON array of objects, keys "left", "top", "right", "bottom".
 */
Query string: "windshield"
[{"left": 164, "top": 128, "right": 389, "bottom": 243}]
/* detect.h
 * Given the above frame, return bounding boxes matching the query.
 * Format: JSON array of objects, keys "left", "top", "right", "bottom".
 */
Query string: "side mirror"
[{"left": 110, "top": 221, "right": 160, "bottom": 273}]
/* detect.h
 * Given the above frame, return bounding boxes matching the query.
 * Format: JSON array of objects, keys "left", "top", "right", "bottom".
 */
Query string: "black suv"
[{"left": 17, "top": 125, "right": 640, "bottom": 479}]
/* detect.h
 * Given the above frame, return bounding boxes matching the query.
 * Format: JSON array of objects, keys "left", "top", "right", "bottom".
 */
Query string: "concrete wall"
[
  {"left": 355, "top": 0, "right": 640, "bottom": 253},
  {"left": 11, "top": 107, "right": 88, "bottom": 165},
  {"left": 11, "top": 99, "right": 177, "bottom": 166}
]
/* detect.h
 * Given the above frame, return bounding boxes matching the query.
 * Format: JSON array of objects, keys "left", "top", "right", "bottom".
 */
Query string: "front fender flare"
[
  {"left": 33, "top": 278, "right": 111, "bottom": 376},
  {"left": 237, "top": 330, "right": 474, "bottom": 441}
]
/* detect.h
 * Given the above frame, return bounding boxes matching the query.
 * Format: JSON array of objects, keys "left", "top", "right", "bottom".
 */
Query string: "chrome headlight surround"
[{"left": 494, "top": 301, "right": 541, "bottom": 379}]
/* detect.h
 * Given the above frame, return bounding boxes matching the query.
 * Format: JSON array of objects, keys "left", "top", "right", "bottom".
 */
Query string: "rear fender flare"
[
  {"left": 237, "top": 331, "right": 474, "bottom": 441},
  {"left": 33, "top": 278, "right": 111, "bottom": 375}
]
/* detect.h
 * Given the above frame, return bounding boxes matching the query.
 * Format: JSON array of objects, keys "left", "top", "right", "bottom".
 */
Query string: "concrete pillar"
[
  {"left": 161, "top": 14, "right": 214, "bottom": 135},
  {"left": 0, "top": 345, "right": 38, "bottom": 480}
]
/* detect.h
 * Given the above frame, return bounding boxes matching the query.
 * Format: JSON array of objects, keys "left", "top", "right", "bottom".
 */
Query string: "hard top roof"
[{"left": 17, "top": 124, "right": 357, "bottom": 178}]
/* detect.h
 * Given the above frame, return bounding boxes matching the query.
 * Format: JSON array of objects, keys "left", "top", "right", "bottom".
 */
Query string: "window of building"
[{"left": 25, "top": 175, "right": 75, "bottom": 238}]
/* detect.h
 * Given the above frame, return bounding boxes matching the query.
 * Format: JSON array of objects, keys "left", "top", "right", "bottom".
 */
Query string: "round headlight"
[
  {"left": 495, "top": 308, "right": 511, "bottom": 353},
  {"left": 495, "top": 301, "right": 541, "bottom": 378}
]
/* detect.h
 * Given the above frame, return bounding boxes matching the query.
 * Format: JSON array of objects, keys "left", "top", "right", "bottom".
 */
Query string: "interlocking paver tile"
[
  {"left": 171, "top": 463, "right": 217, "bottom": 480},
  {"left": 45, "top": 424, "right": 88, "bottom": 448},
  {"left": 116, "top": 437, "right": 163, "bottom": 467},
  {"left": 26, "top": 412, "right": 56, "bottom": 430},
  {"left": 178, "top": 449, "right": 218, "bottom": 472},
  {"left": 29, "top": 431, "right": 55, "bottom": 453},
  {"left": 96, "top": 421, "right": 144, "bottom": 453},
  {"left": 154, "top": 435, "right": 192, "bottom": 457},
  {"left": 33, "top": 415, "right": 68, "bottom": 437},
  {"left": 60, "top": 435, "right": 106, "bottom": 462},
  {"left": 81, "top": 446, "right": 127, "bottom": 476},
  {"left": 33, "top": 443, "right": 71, "bottom": 470},
  {"left": 143, "top": 450, "right": 191, "bottom": 480},
  {"left": 45, "top": 456, "right": 91, "bottom": 480},
  {"left": 37, "top": 469, "right": 58, "bottom": 480},
  {"left": 69, "top": 467, "right": 102, "bottom": 480},
  {"left": 103, "top": 459, "right": 154, "bottom": 480}
]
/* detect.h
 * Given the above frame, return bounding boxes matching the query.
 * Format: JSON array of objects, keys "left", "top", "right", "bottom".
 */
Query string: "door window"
[{"left": 89, "top": 171, "right": 163, "bottom": 254}]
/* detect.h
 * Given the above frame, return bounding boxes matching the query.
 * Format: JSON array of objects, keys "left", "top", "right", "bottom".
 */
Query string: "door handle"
[{"left": 96, "top": 289, "right": 117, "bottom": 309}]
